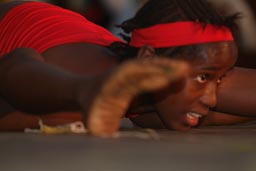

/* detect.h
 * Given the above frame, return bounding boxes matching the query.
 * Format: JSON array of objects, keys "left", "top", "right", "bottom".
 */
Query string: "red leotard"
[{"left": 0, "top": 2, "right": 123, "bottom": 57}]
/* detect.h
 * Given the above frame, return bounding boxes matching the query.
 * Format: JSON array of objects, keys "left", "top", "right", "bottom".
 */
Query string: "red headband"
[{"left": 129, "top": 22, "right": 234, "bottom": 48}]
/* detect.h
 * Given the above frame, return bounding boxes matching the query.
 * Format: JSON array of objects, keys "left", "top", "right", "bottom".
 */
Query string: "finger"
[
  {"left": 113, "top": 58, "right": 189, "bottom": 94},
  {"left": 88, "top": 112, "right": 121, "bottom": 137},
  {"left": 142, "top": 57, "right": 190, "bottom": 80}
]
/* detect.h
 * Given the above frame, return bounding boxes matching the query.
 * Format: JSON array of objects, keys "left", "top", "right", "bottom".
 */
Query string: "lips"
[{"left": 185, "top": 112, "right": 203, "bottom": 127}]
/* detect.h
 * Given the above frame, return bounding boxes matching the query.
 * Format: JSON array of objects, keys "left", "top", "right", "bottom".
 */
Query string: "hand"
[{"left": 86, "top": 57, "right": 189, "bottom": 137}]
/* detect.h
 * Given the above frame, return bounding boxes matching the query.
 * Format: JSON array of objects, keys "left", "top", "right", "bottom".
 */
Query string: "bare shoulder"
[{"left": 0, "top": 1, "right": 28, "bottom": 21}]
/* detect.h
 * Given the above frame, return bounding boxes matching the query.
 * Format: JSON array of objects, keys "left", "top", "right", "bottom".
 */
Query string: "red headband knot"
[{"left": 129, "top": 21, "right": 234, "bottom": 48}]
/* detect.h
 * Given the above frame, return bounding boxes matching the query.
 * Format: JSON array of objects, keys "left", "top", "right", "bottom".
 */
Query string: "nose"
[{"left": 200, "top": 82, "right": 217, "bottom": 108}]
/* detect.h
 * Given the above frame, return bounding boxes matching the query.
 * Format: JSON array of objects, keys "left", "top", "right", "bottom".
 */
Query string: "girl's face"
[{"left": 154, "top": 42, "right": 237, "bottom": 130}]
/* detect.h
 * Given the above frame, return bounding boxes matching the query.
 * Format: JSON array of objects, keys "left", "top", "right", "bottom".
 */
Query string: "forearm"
[
  {"left": 0, "top": 48, "right": 104, "bottom": 114},
  {"left": 199, "top": 111, "right": 256, "bottom": 126},
  {"left": 216, "top": 67, "right": 256, "bottom": 116}
]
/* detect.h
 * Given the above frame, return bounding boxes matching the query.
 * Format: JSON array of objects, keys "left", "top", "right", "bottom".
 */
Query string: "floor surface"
[{"left": 1, "top": 120, "right": 256, "bottom": 171}]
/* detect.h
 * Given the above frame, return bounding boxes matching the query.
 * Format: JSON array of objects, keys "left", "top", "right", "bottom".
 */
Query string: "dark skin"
[{"left": 0, "top": 2, "right": 256, "bottom": 136}]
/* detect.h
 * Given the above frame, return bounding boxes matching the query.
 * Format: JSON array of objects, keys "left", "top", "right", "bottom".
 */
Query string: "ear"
[{"left": 137, "top": 45, "right": 156, "bottom": 59}]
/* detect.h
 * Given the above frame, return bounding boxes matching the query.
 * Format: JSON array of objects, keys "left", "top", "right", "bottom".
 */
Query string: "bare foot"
[{"left": 87, "top": 57, "right": 189, "bottom": 137}]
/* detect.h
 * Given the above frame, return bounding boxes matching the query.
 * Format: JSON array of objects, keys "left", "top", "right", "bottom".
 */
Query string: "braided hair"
[{"left": 110, "top": 0, "right": 240, "bottom": 61}]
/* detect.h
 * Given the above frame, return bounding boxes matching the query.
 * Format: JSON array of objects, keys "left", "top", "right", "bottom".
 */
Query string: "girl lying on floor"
[{"left": 0, "top": 0, "right": 256, "bottom": 137}]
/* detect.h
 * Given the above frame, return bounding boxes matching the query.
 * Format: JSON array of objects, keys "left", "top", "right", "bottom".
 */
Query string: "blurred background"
[{"left": 0, "top": 0, "right": 256, "bottom": 68}]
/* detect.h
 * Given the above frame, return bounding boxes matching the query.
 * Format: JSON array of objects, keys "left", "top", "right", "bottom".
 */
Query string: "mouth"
[{"left": 185, "top": 112, "right": 204, "bottom": 127}]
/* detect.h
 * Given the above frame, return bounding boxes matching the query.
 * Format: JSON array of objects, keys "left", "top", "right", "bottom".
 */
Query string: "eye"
[{"left": 195, "top": 74, "right": 209, "bottom": 84}]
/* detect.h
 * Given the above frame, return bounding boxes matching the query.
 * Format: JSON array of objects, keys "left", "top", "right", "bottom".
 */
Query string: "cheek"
[
  {"left": 172, "top": 78, "right": 203, "bottom": 103},
  {"left": 155, "top": 79, "right": 196, "bottom": 113},
  {"left": 185, "top": 76, "right": 209, "bottom": 100}
]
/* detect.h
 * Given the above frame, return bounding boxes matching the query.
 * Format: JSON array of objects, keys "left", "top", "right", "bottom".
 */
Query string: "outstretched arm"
[
  {"left": 129, "top": 110, "right": 256, "bottom": 129},
  {"left": 216, "top": 67, "right": 256, "bottom": 116}
]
